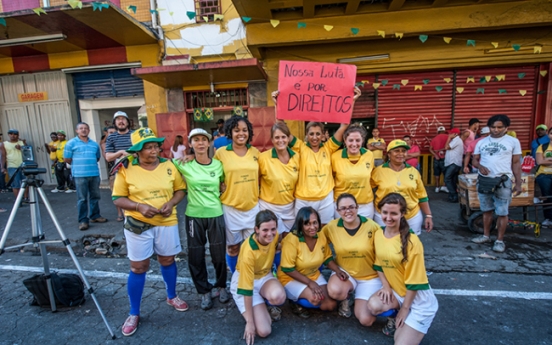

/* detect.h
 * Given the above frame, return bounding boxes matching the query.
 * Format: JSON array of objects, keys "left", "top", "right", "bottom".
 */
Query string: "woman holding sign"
[
  {"left": 272, "top": 86, "right": 361, "bottom": 225},
  {"left": 331, "top": 124, "right": 375, "bottom": 219}
]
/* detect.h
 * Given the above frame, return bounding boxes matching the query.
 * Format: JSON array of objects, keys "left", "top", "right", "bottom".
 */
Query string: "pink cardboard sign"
[{"left": 277, "top": 60, "right": 357, "bottom": 123}]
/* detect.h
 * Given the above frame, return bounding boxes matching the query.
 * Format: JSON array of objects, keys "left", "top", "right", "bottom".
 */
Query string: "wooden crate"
[{"left": 458, "top": 173, "right": 534, "bottom": 209}]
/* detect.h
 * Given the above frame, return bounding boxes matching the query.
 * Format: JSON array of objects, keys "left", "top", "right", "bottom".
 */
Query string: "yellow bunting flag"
[
  {"left": 68, "top": 0, "right": 83, "bottom": 9},
  {"left": 33, "top": 7, "right": 47, "bottom": 15},
  {"left": 443, "top": 78, "right": 451, "bottom": 83},
  {"left": 270, "top": 20, "right": 280, "bottom": 28},
  {"left": 491, "top": 42, "right": 499, "bottom": 48},
  {"left": 443, "top": 37, "right": 452, "bottom": 44},
  {"left": 496, "top": 75, "right": 506, "bottom": 81},
  {"left": 456, "top": 87, "right": 464, "bottom": 94},
  {"left": 519, "top": 90, "right": 527, "bottom": 96},
  {"left": 324, "top": 25, "right": 333, "bottom": 31},
  {"left": 414, "top": 85, "right": 423, "bottom": 91},
  {"left": 372, "top": 83, "right": 381, "bottom": 90},
  {"left": 466, "top": 77, "right": 475, "bottom": 83},
  {"left": 203, "top": 16, "right": 209, "bottom": 22},
  {"left": 401, "top": 79, "right": 409, "bottom": 86},
  {"left": 214, "top": 14, "right": 224, "bottom": 21},
  {"left": 395, "top": 32, "right": 404, "bottom": 40},
  {"left": 361, "top": 80, "right": 370, "bottom": 85},
  {"left": 485, "top": 76, "right": 492, "bottom": 82},
  {"left": 377, "top": 30, "right": 385, "bottom": 38},
  {"left": 534, "top": 46, "right": 542, "bottom": 54},
  {"left": 540, "top": 71, "right": 548, "bottom": 77}
]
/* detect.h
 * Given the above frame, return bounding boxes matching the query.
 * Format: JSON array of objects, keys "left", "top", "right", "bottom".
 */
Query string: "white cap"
[
  {"left": 437, "top": 126, "right": 446, "bottom": 132},
  {"left": 188, "top": 128, "right": 212, "bottom": 142},
  {"left": 480, "top": 126, "right": 490, "bottom": 134},
  {"left": 113, "top": 111, "right": 129, "bottom": 120}
]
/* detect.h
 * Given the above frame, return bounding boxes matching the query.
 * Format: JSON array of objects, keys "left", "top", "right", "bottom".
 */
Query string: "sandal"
[
  {"left": 116, "top": 216, "right": 124, "bottom": 222},
  {"left": 289, "top": 300, "right": 311, "bottom": 319}
]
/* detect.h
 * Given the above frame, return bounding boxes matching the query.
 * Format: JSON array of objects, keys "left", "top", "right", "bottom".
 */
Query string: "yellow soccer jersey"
[
  {"left": 56, "top": 140, "right": 67, "bottom": 162},
  {"left": 536, "top": 145, "right": 552, "bottom": 176},
  {"left": 49, "top": 141, "right": 58, "bottom": 161},
  {"left": 290, "top": 136, "right": 341, "bottom": 201},
  {"left": 371, "top": 163, "right": 428, "bottom": 219},
  {"left": 214, "top": 144, "right": 260, "bottom": 211},
  {"left": 277, "top": 231, "right": 333, "bottom": 287},
  {"left": 236, "top": 233, "right": 279, "bottom": 296},
  {"left": 373, "top": 229, "right": 429, "bottom": 297},
  {"left": 332, "top": 148, "right": 375, "bottom": 204},
  {"left": 112, "top": 158, "right": 186, "bottom": 226},
  {"left": 367, "top": 138, "right": 386, "bottom": 160},
  {"left": 259, "top": 148, "right": 300, "bottom": 205},
  {"left": 322, "top": 217, "right": 379, "bottom": 280}
]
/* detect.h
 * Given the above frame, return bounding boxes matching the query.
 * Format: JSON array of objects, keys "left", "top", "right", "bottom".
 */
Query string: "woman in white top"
[{"left": 170, "top": 135, "right": 186, "bottom": 160}]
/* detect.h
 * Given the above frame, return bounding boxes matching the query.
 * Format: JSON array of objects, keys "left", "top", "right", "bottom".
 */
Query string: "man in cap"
[
  {"left": 64, "top": 122, "right": 107, "bottom": 230},
  {"left": 106, "top": 111, "right": 134, "bottom": 163},
  {"left": 213, "top": 118, "right": 225, "bottom": 137},
  {"left": 1, "top": 129, "right": 29, "bottom": 202},
  {"left": 531, "top": 124, "right": 549, "bottom": 158},
  {"left": 52, "top": 130, "right": 75, "bottom": 193},
  {"left": 429, "top": 126, "right": 449, "bottom": 193},
  {"left": 444, "top": 128, "right": 464, "bottom": 203},
  {"left": 463, "top": 127, "right": 490, "bottom": 174}
]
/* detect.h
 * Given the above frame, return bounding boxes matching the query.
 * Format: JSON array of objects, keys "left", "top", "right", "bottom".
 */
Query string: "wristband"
[
  {"left": 135, "top": 203, "right": 141, "bottom": 212},
  {"left": 425, "top": 215, "right": 433, "bottom": 218}
]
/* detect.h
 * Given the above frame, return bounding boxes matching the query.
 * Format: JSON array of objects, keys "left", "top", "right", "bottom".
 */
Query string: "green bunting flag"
[
  {"left": 186, "top": 11, "right": 195, "bottom": 20},
  {"left": 423, "top": 79, "right": 430, "bottom": 85},
  {"left": 479, "top": 77, "right": 486, "bottom": 83},
  {"left": 476, "top": 88, "right": 485, "bottom": 94},
  {"left": 435, "top": 86, "right": 443, "bottom": 92},
  {"left": 298, "top": 22, "right": 306, "bottom": 28},
  {"left": 127, "top": 5, "right": 137, "bottom": 13},
  {"left": 351, "top": 28, "right": 360, "bottom": 35},
  {"left": 380, "top": 79, "right": 389, "bottom": 86},
  {"left": 512, "top": 44, "right": 521, "bottom": 51},
  {"left": 498, "top": 89, "right": 507, "bottom": 94},
  {"left": 242, "top": 17, "right": 252, "bottom": 22},
  {"left": 467, "top": 40, "right": 476, "bottom": 47},
  {"left": 518, "top": 73, "right": 526, "bottom": 79},
  {"left": 92, "top": 2, "right": 109, "bottom": 11},
  {"left": 0, "top": 18, "right": 6, "bottom": 27},
  {"left": 419, "top": 35, "right": 428, "bottom": 43},
  {"left": 393, "top": 84, "right": 401, "bottom": 90}
]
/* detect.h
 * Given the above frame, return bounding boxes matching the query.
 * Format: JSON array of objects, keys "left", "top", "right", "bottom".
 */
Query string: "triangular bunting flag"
[
  {"left": 372, "top": 83, "right": 381, "bottom": 90},
  {"left": 33, "top": 7, "right": 47, "bottom": 15},
  {"left": 126, "top": 5, "right": 136, "bottom": 13},
  {"left": 186, "top": 11, "right": 196, "bottom": 20},
  {"left": 519, "top": 90, "right": 527, "bottom": 96},
  {"left": 169, "top": 11, "right": 174, "bottom": 16},
  {"left": 298, "top": 22, "right": 306, "bottom": 28},
  {"left": 68, "top": 0, "right": 83, "bottom": 9},
  {"left": 361, "top": 80, "right": 370, "bottom": 85},
  {"left": 324, "top": 25, "right": 333, "bottom": 31},
  {"left": 423, "top": 79, "right": 430, "bottom": 85},
  {"left": 476, "top": 88, "right": 485, "bottom": 94},
  {"left": 355, "top": 82, "right": 364, "bottom": 87},
  {"left": 466, "top": 77, "right": 475, "bottom": 83},
  {"left": 443, "top": 78, "right": 451, "bottom": 83},
  {"left": 395, "top": 32, "right": 404, "bottom": 40},
  {"left": 419, "top": 35, "right": 428, "bottom": 43},
  {"left": 485, "top": 76, "right": 492, "bottom": 82},
  {"left": 456, "top": 87, "right": 464, "bottom": 94},
  {"left": 512, "top": 44, "right": 521, "bottom": 51},
  {"left": 270, "top": 20, "right": 280, "bottom": 28},
  {"left": 377, "top": 30, "right": 385, "bottom": 38},
  {"left": 351, "top": 28, "right": 360, "bottom": 35},
  {"left": 467, "top": 40, "right": 476, "bottom": 47},
  {"left": 393, "top": 84, "right": 401, "bottom": 90},
  {"left": 435, "top": 86, "right": 443, "bottom": 92},
  {"left": 242, "top": 17, "right": 252, "bottom": 23},
  {"left": 518, "top": 73, "right": 526, "bottom": 79},
  {"left": 443, "top": 37, "right": 452, "bottom": 44},
  {"left": 534, "top": 46, "right": 542, "bottom": 54},
  {"left": 380, "top": 79, "right": 389, "bottom": 86},
  {"left": 540, "top": 71, "right": 548, "bottom": 77},
  {"left": 498, "top": 89, "right": 507, "bottom": 94},
  {"left": 157, "top": 8, "right": 166, "bottom": 11},
  {"left": 496, "top": 75, "right": 506, "bottom": 81},
  {"left": 479, "top": 77, "right": 487, "bottom": 83},
  {"left": 214, "top": 14, "right": 224, "bottom": 21},
  {"left": 0, "top": 18, "right": 6, "bottom": 27},
  {"left": 491, "top": 42, "right": 499, "bottom": 48},
  {"left": 414, "top": 85, "right": 423, "bottom": 91},
  {"left": 401, "top": 79, "right": 409, "bottom": 86},
  {"left": 92, "top": 2, "right": 108, "bottom": 11},
  {"left": 202, "top": 16, "right": 209, "bottom": 22},
  {"left": 150, "top": 9, "right": 157, "bottom": 14}
]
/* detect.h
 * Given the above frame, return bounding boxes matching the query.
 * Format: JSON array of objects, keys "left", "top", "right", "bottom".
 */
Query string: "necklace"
[{"left": 390, "top": 163, "right": 406, "bottom": 186}]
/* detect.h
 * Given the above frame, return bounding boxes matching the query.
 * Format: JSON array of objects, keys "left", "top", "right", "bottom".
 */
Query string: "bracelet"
[
  {"left": 135, "top": 203, "right": 141, "bottom": 212},
  {"left": 425, "top": 215, "right": 433, "bottom": 218}
]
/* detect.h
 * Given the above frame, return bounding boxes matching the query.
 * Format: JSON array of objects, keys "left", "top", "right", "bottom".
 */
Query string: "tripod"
[{"left": 0, "top": 173, "right": 116, "bottom": 339}]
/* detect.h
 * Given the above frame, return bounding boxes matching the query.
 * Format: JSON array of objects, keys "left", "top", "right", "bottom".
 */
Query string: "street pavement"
[{"left": 0, "top": 184, "right": 551, "bottom": 344}]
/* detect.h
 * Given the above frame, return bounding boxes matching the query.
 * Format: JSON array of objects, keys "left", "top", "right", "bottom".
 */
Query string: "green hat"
[
  {"left": 57, "top": 130, "right": 66, "bottom": 135},
  {"left": 127, "top": 127, "right": 165, "bottom": 153},
  {"left": 387, "top": 139, "right": 410, "bottom": 152},
  {"left": 536, "top": 124, "right": 547, "bottom": 131}
]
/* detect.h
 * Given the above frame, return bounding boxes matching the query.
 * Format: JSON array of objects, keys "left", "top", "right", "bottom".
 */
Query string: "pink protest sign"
[{"left": 277, "top": 60, "right": 357, "bottom": 123}]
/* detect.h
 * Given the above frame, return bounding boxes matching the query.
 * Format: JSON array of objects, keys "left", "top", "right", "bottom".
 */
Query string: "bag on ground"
[{"left": 23, "top": 272, "right": 86, "bottom": 307}]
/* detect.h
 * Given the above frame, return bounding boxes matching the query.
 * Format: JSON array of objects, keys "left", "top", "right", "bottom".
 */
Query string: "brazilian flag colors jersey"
[
  {"left": 290, "top": 136, "right": 341, "bottom": 201},
  {"left": 332, "top": 148, "right": 375, "bottom": 203},
  {"left": 214, "top": 144, "right": 260, "bottom": 211},
  {"left": 322, "top": 217, "right": 379, "bottom": 281},
  {"left": 277, "top": 231, "right": 333, "bottom": 287},
  {"left": 236, "top": 233, "right": 279, "bottom": 296},
  {"left": 259, "top": 148, "right": 300, "bottom": 205},
  {"left": 370, "top": 163, "right": 428, "bottom": 219},
  {"left": 112, "top": 158, "right": 185, "bottom": 226},
  {"left": 373, "top": 229, "right": 430, "bottom": 297},
  {"left": 173, "top": 158, "right": 224, "bottom": 218}
]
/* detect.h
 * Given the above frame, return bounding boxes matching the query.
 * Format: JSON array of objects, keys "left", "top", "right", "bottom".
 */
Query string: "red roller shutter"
[
  {"left": 248, "top": 107, "right": 276, "bottom": 152},
  {"left": 352, "top": 75, "right": 377, "bottom": 119},
  {"left": 377, "top": 71, "right": 454, "bottom": 152},
  {"left": 454, "top": 66, "right": 538, "bottom": 150}
]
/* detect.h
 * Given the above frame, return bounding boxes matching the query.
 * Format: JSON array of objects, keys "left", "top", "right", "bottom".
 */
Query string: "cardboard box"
[{"left": 458, "top": 173, "right": 534, "bottom": 209}]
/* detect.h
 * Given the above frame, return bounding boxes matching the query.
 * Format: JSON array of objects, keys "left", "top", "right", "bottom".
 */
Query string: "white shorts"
[
  {"left": 331, "top": 268, "right": 383, "bottom": 300},
  {"left": 284, "top": 274, "right": 327, "bottom": 301},
  {"left": 295, "top": 191, "right": 334, "bottom": 224},
  {"left": 124, "top": 225, "right": 182, "bottom": 262},
  {"left": 374, "top": 209, "right": 424, "bottom": 235},
  {"left": 393, "top": 288, "right": 438, "bottom": 334},
  {"left": 334, "top": 202, "right": 374, "bottom": 220},
  {"left": 231, "top": 271, "right": 277, "bottom": 314},
  {"left": 223, "top": 203, "right": 260, "bottom": 245},
  {"left": 258, "top": 199, "right": 295, "bottom": 234}
]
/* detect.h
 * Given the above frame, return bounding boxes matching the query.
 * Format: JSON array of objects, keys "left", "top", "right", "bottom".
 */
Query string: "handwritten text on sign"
[
  {"left": 277, "top": 61, "right": 357, "bottom": 123},
  {"left": 18, "top": 92, "right": 48, "bottom": 102}
]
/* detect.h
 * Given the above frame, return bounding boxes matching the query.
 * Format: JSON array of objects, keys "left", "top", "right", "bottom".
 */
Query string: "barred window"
[{"left": 195, "top": 0, "right": 221, "bottom": 22}]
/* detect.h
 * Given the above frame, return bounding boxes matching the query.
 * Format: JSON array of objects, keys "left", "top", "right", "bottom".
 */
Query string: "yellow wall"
[{"left": 143, "top": 81, "right": 168, "bottom": 134}]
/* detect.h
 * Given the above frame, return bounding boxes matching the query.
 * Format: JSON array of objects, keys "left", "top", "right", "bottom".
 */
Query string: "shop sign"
[{"left": 18, "top": 92, "right": 48, "bottom": 102}]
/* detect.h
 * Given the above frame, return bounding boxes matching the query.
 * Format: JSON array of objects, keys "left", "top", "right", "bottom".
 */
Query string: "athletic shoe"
[
  {"left": 166, "top": 296, "right": 189, "bottom": 311},
  {"left": 211, "top": 287, "right": 230, "bottom": 303},
  {"left": 122, "top": 315, "right": 139, "bottom": 336},
  {"left": 267, "top": 306, "right": 282, "bottom": 322},
  {"left": 435, "top": 187, "right": 440, "bottom": 193},
  {"left": 51, "top": 189, "right": 60, "bottom": 193},
  {"left": 0, "top": 208, "right": 7, "bottom": 213},
  {"left": 289, "top": 300, "right": 311, "bottom": 319},
  {"left": 382, "top": 317, "right": 396, "bottom": 337},
  {"left": 201, "top": 292, "right": 213, "bottom": 310},
  {"left": 440, "top": 186, "right": 449, "bottom": 193},
  {"left": 65, "top": 189, "right": 75, "bottom": 194},
  {"left": 91, "top": 217, "right": 108, "bottom": 223},
  {"left": 338, "top": 299, "right": 352, "bottom": 318},
  {"left": 78, "top": 223, "right": 89, "bottom": 231},
  {"left": 542, "top": 219, "right": 552, "bottom": 226},
  {"left": 492, "top": 240, "right": 505, "bottom": 253},
  {"left": 471, "top": 235, "right": 491, "bottom": 244}
]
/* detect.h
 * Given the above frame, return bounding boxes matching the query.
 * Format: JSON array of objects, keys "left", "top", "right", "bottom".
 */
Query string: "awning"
[
  {"left": 0, "top": 4, "right": 157, "bottom": 58},
  {"left": 131, "top": 58, "right": 268, "bottom": 89}
]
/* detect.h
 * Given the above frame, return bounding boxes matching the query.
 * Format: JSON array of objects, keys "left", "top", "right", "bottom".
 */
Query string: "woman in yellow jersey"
[
  {"left": 112, "top": 128, "right": 188, "bottom": 337},
  {"left": 214, "top": 116, "right": 261, "bottom": 274},
  {"left": 272, "top": 87, "right": 361, "bottom": 225},
  {"left": 332, "top": 124, "right": 375, "bottom": 219},
  {"left": 258, "top": 122, "right": 300, "bottom": 235},
  {"left": 230, "top": 210, "right": 286, "bottom": 345},
  {"left": 368, "top": 193, "right": 438, "bottom": 342},
  {"left": 371, "top": 139, "right": 433, "bottom": 235},
  {"left": 323, "top": 193, "right": 383, "bottom": 326},
  {"left": 535, "top": 127, "right": 552, "bottom": 225},
  {"left": 277, "top": 207, "right": 344, "bottom": 318}
]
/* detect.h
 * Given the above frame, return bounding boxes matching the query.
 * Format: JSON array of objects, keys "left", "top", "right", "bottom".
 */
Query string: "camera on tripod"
[{"left": 20, "top": 146, "right": 47, "bottom": 176}]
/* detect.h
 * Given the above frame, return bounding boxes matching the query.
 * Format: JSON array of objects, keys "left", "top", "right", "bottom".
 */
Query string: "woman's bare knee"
[{"left": 256, "top": 325, "right": 272, "bottom": 338}]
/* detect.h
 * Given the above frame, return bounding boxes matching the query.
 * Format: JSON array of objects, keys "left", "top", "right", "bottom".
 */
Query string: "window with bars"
[
  {"left": 194, "top": 0, "right": 222, "bottom": 22},
  {"left": 185, "top": 88, "right": 249, "bottom": 110}
]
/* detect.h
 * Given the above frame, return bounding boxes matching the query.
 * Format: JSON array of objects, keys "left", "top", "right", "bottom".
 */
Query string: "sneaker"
[
  {"left": 382, "top": 317, "right": 396, "bottom": 337},
  {"left": 22, "top": 198, "right": 30, "bottom": 204},
  {"left": 51, "top": 188, "right": 60, "bottom": 193},
  {"left": 471, "top": 235, "right": 491, "bottom": 244},
  {"left": 542, "top": 219, "right": 552, "bottom": 226},
  {"left": 122, "top": 315, "right": 139, "bottom": 336},
  {"left": 201, "top": 292, "right": 213, "bottom": 310},
  {"left": 166, "top": 296, "right": 189, "bottom": 311},
  {"left": 267, "top": 306, "right": 282, "bottom": 322},
  {"left": 289, "top": 300, "right": 311, "bottom": 319},
  {"left": 78, "top": 223, "right": 89, "bottom": 231},
  {"left": 91, "top": 217, "right": 108, "bottom": 223},
  {"left": 435, "top": 187, "right": 440, "bottom": 193},
  {"left": 0, "top": 208, "right": 6, "bottom": 213},
  {"left": 338, "top": 299, "right": 352, "bottom": 318},
  {"left": 64, "top": 189, "right": 75, "bottom": 194},
  {"left": 440, "top": 186, "right": 449, "bottom": 193},
  {"left": 211, "top": 287, "right": 230, "bottom": 304},
  {"left": 492, "top": 240, "right": 505, "bottom": 253}
]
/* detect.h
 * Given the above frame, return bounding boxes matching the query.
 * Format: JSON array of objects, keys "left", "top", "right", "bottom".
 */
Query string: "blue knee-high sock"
[
  {"left": 273, "top": 251, "right": 282, "bottom": 269},
  {"left": 127, "top": 271, "right": 146, "bottom": 316},
  {"left": 297, "top": 298, "right": 320, "bottom": 309},
  {"left": 160, "top": 261, "right": 178, "bottom": 299},
  {"left": 226, "top": 254, "right": 238, "bottom": 274}
]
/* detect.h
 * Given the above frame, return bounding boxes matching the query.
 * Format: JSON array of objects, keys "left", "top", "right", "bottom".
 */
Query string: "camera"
[{"left": 21, "top": 161, "right": 47, "bottom": 176}]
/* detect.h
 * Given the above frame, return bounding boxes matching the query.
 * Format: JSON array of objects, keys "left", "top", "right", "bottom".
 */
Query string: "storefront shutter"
[
  {"left": 73, "top": 69, "right": 144, "bottom": 99},
  {"left": 352, "top": 76, "right": 377, "bottom": 119}
]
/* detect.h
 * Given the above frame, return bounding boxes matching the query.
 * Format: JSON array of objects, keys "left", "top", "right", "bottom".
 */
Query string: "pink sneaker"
[
  {"left": 167, "top": 296, "right": 189, "bottom": 311},
  {"left": 122, "top": 315, "right": 139, "bottom": 336}
]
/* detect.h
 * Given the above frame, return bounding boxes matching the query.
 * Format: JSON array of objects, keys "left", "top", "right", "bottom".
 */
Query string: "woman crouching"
[{"left": 230, "top": 210, "right": 286, "bottom": 345}]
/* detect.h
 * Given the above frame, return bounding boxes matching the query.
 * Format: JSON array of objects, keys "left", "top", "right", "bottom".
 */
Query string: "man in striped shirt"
[
  {"left": 105, "top": 111, "right": 133, "bottom": 163},
  {"left": 64, "top": 122, "right": 107, "bottom": 231}
]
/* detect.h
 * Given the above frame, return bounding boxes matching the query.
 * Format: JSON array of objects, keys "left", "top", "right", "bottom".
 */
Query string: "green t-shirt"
[{"left": 173, "top": 159, "right": 224, "bottom": 218}]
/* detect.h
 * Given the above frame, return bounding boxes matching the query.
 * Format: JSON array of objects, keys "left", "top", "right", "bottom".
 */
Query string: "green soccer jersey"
[{"left": 173, "top": 159, "right": 224, "bottom": 218}]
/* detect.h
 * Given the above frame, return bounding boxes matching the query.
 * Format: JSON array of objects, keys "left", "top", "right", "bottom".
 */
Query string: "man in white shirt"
[
  {"left": 471, "top": 114, "right": 522, "bottom": 253},
  {"left": 444, "top": 128, "right": 464, "bottom": 203}
]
